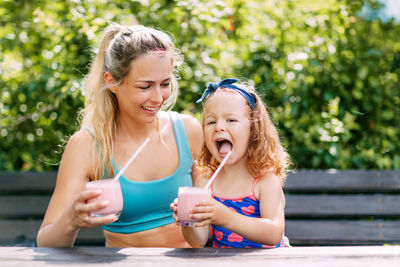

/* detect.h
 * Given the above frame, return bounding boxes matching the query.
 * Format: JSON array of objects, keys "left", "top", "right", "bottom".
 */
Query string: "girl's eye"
[
  {"left": 206, "top": 121, "right": 216, "bottom": 125},
  {"left": 227, "top": 119, "right": 237, "bottom": 122}
]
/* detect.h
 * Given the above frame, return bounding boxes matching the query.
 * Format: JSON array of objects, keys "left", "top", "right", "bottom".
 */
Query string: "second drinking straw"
[
  {"left": 112, "top": 137, "right": 150, "bottom": 183},
  {"left": 204, "top": 151, "right": 232, "bottom": 189}
]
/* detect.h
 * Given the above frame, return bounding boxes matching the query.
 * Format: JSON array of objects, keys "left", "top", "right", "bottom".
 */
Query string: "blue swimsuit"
[
  {"left": 211, "top": 178, "right": 286, "bottom": 248},
  {"left": 102, "top": 111, "right": 193, "bottom": 233}
]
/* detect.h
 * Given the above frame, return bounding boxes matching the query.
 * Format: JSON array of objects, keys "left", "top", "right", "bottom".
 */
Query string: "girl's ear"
[{"left": 104, "top": 71, "right": 117, "bottom": 94}]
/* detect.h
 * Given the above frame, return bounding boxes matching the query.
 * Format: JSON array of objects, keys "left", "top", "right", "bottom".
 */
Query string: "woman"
[{"left": 36, "top": 23, "right": 202, "bottom": 247}]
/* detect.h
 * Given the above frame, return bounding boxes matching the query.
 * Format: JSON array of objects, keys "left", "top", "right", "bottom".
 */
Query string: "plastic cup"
[
  {"left": 177, "top": 187, "right": 212, "bottom": 226},
  {"left": 85, "top": 180, "right": 123, "bottom": 217}
]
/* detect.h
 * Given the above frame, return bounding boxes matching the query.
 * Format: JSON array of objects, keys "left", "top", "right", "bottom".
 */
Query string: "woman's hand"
[
  {"left": 68, "top": 189, "right": 118, "bottom": 229},
  {"left": 190, "top": 199, "right": 231, "bottom": 227}
]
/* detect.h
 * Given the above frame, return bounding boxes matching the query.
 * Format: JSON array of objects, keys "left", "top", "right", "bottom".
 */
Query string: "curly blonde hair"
[
  {"left": 197, "top": 82, "right": 290, "bottom": 184},
  {"left": 80, "top": 23, "right": 183, "bottom": 179}
]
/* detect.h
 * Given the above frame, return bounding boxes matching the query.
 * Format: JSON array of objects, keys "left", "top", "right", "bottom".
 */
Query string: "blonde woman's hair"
[
  {"left": 197, "top": 82, "right": 291, "bottom": 185},
  {"left": 81, "top": 23, "right": 183, "bottom": 180}
]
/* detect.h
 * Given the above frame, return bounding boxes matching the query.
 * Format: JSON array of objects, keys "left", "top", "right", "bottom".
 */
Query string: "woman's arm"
[
  {"left": 192, "top": 172, "right": 285, "bottom": 246},
  {"left": 36, "top": 130, "right": 117, "bottom": 247}
]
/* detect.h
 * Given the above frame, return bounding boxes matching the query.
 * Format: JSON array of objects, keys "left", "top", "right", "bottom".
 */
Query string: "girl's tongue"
[{"left": 218, "top": 141, "right": 232, "bottom": 154}]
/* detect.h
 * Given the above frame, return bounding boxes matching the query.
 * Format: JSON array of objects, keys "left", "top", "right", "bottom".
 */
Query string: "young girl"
[
  {"left": 37, "top": 23, "right": 203, "bottom": 247},
  {"left": 171, "top": 78, "right": 290, "bottom": 248}
]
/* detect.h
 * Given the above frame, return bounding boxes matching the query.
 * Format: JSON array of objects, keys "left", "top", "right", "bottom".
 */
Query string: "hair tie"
[{"left": 196, "top": 78, "right": 256, "bottom": 110}]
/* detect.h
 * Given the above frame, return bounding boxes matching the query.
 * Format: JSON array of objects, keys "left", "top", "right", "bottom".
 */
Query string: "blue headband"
[{"left": 196, "top": 78, "right": 256, "bottom": 110}]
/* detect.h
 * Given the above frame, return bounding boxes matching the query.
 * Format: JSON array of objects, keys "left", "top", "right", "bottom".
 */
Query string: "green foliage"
[{"left": 1, "top": 0, "right": 399, "bottom": 170}]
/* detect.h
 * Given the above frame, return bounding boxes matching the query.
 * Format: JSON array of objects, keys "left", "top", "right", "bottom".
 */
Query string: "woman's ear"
[{"left": 104, "top": 72, "right": 117, "bottom": 94}]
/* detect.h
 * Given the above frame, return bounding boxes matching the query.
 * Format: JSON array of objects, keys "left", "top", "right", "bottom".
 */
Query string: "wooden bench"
[
  {"left": 0, "top": 172, "right": 104, "bottom": 246},
  {"left": 284, "top": 170, "right": 400, "bottom": 246},
  {"left": 1, "top": 170, "right": 400, "bottom": 246}
]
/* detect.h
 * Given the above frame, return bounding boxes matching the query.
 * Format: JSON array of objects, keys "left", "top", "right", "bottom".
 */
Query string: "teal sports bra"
[{"left": 102, "top": 111, "right": 193, "bottom": 233}]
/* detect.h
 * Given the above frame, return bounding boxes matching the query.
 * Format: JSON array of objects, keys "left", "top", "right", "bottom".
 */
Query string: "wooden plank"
[
  {"left": 0, "top": 171, "right": 57, "bottom": 193},
  {"left": 0, "top": 220, "right": 104, "bottom": 246},
  {"left": 285, "top": 220, "right": 400, "bottom": 245},
  {"left": 284, "top": 170, "right": 400, "bottom": 193},
  {"left": 1, "top": 246, "right": 400, "bottom": 266},
  {"left": 0, "top": 196, "right": 50, "bottom": 217},
  {"left": 285, "top": 195, "right": 400, "bottom": 218}
]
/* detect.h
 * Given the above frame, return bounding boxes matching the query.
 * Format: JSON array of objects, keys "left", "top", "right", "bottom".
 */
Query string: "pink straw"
[
  {"left": 204, "top": 151, "right": 232, "bottom": 189},
  {"left": 112, "top": 137, "right": 150, "bottom": 183}
]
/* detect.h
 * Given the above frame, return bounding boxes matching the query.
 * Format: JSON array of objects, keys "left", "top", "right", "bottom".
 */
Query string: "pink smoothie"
[
  {"left": 177, "top": 187, "right": 212, "bottom": 226},
  {"left": 86, "top": 180, "right": 123, "bottom": 217}
]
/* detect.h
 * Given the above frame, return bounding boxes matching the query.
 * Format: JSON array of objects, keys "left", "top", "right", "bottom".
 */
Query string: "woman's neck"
[{"left": 116, "top": 113, "right": 160, "bottom": 142}]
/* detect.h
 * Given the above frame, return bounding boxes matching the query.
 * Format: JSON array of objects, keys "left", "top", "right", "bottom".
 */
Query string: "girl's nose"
[{"left": 215, "top": 121, "right": 225, "bottom": 132}]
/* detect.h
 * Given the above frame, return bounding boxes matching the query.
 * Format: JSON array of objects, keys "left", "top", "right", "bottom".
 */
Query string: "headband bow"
[{"left": 196, "top": 78, "right": 256, "bottom": 110}]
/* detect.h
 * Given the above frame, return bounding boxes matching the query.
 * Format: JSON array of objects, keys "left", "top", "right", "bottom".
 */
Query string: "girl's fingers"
[{"left": 192, "top": 205, "right": 213, "bottom": 214}]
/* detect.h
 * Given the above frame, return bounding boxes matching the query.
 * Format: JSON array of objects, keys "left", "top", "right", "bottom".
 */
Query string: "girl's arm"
[
  {"left": 192, "top": 172, "right": 285, "bottom": 246},
  {"left": 36, "top": 130, "right": 117, "bottom": 247}
]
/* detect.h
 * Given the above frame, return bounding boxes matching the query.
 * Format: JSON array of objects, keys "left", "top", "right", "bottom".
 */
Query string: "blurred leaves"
[{"left": 0, "top": 0, "right": 399, "bottom": 170}]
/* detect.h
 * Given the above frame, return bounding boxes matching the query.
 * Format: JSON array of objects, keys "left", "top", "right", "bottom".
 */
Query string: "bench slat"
[
  {"left": 0, "top": 172, "right": 57, "bottom": 193},
  {"left": 0, "top": 196, "right": 50, "bottom": 217},
  {"left": 3, "top": 195, "right": 400, "bottom": 218},
  {"left": 0, "top": 220, "right": 104, "bottom": 246},
  {"left": 285, "top": 220, "right": 400, "bottom": 245},
  {"left": 285, "top": 195, "right": 400, "bottom": 218},
  {"left": 284, "top": 170, "right": 400, "bottom": 193}
]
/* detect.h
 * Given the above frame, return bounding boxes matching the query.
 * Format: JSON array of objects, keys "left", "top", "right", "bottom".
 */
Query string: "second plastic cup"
[
  {"left": 85, "top": 180, "right": 123, "bottom": 217},
  {"left": 177, "top": 187, "right": 212, "bottom": 226}
]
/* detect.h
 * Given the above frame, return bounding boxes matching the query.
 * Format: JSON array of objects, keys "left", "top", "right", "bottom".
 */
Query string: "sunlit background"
[{"left": 0, "top": 0, "right": 399, "bottom": 171}]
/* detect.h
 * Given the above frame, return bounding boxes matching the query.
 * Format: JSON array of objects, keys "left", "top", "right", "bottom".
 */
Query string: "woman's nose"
[{"left": 150, "top": 86, "right": 163, "bottom": 103}]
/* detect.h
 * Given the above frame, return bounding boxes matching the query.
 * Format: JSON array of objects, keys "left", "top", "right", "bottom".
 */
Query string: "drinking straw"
[
  {"left": 112, "top": 137, "right": 150, "bottom": 183},
  {"left": 204, "top": 151, "right": 232, "bottom": 189}
]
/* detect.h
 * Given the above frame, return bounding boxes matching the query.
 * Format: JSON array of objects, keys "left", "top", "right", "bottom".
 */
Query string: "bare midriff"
[{"left": 103, "top": 223, "right": 191, "bottom": 248}]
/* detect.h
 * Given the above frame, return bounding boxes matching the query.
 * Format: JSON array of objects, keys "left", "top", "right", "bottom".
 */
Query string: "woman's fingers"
[
  {"left": 79, "top": 189, "right": 102, "bottom": 202},
  {"left": 72, "top": 189, "right": 118, "bottom": 228},
  {"left": 81, "top": 214, "right": 118, "bottom": 228}
]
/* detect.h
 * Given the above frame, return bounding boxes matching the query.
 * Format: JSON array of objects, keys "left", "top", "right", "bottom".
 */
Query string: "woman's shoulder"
[
  {"left": 63, "top": 128, "right": 97, "bottom": 159},
  {"left": 177, "top": 113, "right": 202, "bottom": 137},
  {"left": 168, "top": 111, "right": 203, "bottom": 154},
  {"left": 58, "top": 128, "right": 98, "bottom": 182}
]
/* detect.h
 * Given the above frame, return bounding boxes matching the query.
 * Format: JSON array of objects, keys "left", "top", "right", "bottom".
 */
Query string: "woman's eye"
[
  {"left": 161, "top": 83, "right": 171, "bottom": 88},
  {"left": 139, "top": 85, "right": 150, "bottom": 90}
]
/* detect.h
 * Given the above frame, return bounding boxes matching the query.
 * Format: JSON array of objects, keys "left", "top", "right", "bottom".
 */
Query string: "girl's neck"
[
  {"left": 213, "top": 159, "right": 255, "bottom": 196},
  {"left": 217, "top": 158, "right": 252, "bottom": 182}
]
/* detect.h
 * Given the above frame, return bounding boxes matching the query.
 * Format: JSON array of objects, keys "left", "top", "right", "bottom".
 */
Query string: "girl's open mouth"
[{"left": 216, "top": 139, "right": 233, "bottom": 154}]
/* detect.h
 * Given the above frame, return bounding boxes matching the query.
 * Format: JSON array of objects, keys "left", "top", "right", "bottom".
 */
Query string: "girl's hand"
[
  {"left": 169, "top": 198, "right": 181, "bottom": 226},
  {"left": 190, "top": 199, "right": 230, "bottom": 227},
  {"left": 68, "top": 189, "right": 118, "bottom": 229}
]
